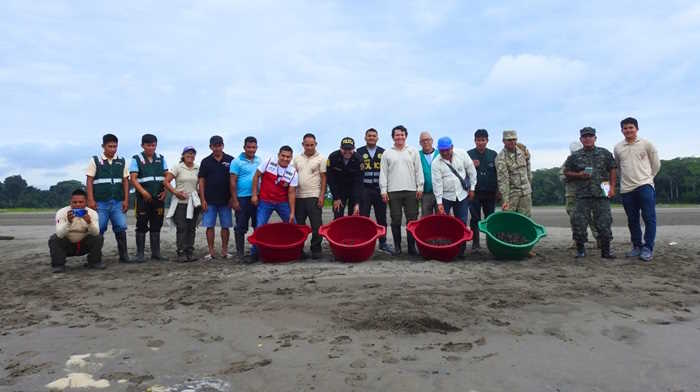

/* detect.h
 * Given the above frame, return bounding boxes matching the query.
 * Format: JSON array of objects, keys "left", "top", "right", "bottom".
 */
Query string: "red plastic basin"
[
  {"left": 247, "top": 223, "right": 312, "bottom": 262},
  {"left": 406, "top": 215, "right": 473, "bottom": 262},
  {"left": 319, "top": 216, "right": 386, "bottom": 262}
]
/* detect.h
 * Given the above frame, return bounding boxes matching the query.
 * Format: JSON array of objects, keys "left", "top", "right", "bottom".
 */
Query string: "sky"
[{"left": 1, "top": 0, "right": 699, "bottom": 188}]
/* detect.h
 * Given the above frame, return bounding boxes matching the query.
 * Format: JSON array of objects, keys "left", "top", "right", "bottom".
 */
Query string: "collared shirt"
[
  {"left": 129, "top": 154, "right": 168, "bottom": 173},
  {"left": 230, "top": 153, "right": 261, "bottom": 197},
  {"left": 379, "top": 145, "right": 424, "bottom": 194},
  {"left": 86, "top": 153, "right": 129, "bottom": 178},
  {"left": 55, "top": 206, "right": 99, "bottom": 243},
  {"left": 431, "top": 149, "right": 477, "bottom": 203},
  {"left": 198, "top": 152, "right": 234, "bottom": 205},
  {"left": 293, "top": 151, "right": 327, "bottom": 198},
  {"left": 613, "top": 138, "right": 660, "bottom": 193},
  {"left": 168, "top": 162, "right": 200, "bottom": 204},
  {"left": 496, "top": 145, "right": 532, "bottom": 197}
]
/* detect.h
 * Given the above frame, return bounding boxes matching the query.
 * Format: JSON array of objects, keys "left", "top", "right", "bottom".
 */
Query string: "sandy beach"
[{"left": 1, "top": 207, "right": 699, "bottom": 391}]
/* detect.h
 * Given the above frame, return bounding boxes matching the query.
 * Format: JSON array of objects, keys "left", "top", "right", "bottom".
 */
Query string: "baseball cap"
[
  {"left": 340, "top": 137, "right": 355, "bottom": 149},
  {"left": 580, "top": 127, "right": 596, "bottom": 136},
  {"left": 182, "top": 145, "right": 197, "bottom": 154},
  {"left": 437, "top": 137, "right": 453, "bottom": 150}
]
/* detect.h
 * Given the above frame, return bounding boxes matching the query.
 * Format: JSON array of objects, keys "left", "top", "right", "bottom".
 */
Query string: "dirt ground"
[{"left": 1, "top": 208, "right": 700, "bottom": 392}]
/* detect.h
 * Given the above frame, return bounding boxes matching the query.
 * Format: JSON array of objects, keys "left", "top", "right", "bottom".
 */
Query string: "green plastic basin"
[{"left": 477, "top": 211, "right": 547, "bottom": 260}]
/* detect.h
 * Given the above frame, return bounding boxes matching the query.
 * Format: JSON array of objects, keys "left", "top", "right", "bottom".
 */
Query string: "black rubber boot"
[
  {"left": 575, "top": 243, "right": 586, "bottom": 258},
  {"left": 235, "top": 232, "right": 245, "bottom": 257},
  {"left": 601, "top": 241, "right": 616, "bottom": 259},
  {"left": 406, "top": 232, "right": 418, "bottom": 256},
  {"left": 135, "top": 232, "right": 146, "bottom": 263},
  {"left": 115, "top": 231, "right": 131, "bottom": 263},
  {"left": 391, "top": 224, "right": 402, "bottom": 256},
  {"left": 150, "top": 232, "right": 168, "bottom": 261}
]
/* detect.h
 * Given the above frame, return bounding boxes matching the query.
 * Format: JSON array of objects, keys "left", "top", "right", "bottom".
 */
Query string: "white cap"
[{"left": 569, "top": 141, "right": 583, "bottom": 153}]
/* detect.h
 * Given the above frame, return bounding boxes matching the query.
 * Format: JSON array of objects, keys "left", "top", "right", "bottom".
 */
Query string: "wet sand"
[{"left": 1, "top": 209, "right": 700, "bottom": 391}]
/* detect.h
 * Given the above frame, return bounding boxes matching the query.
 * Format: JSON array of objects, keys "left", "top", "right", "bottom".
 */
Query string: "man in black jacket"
[
  {"left": 326, "top": 137, "right": 363, "bottom": 219},
  {"left": 357, "top": 129, "right": 393, "bottom": 254}
]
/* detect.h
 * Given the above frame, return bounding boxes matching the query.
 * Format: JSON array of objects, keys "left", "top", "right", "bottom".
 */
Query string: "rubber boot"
[
  {"left": 575, "top": 242, "right": 586, "bottom": 258},
  {"left": 115, "top": 231, "right": 131, "bottom": 263},
  {"left": 150, "top": 232, "right": 168, "bottom": 261},
  {"left": 601, "top": 240, "right": 616, "bottom": 259},
  {"left": 391, "top": 224, "right": 402, "bottom": 256},
  {"left": 235, "top": 232, "right": 245, "bottom": 258},
  {"left": 135, "top": 232, "right": 146, "bottom": 263},
  {"left": 406, "top": 231, "right": 418, "bottom": 256}
]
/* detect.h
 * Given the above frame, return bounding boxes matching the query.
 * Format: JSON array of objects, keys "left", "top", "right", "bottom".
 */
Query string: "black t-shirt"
[{"left": 198, "top": 153, "right": 234, "bottom": 205}]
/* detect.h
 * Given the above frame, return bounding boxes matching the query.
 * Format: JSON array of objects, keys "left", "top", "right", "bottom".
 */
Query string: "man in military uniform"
[
  {"left": 327, "top": 137, "right": 363, "bottom": 219},
  {"left": 564, "top": 127, "right": 617, "bottom": 259},
  {"left": 496, "top": 130, "right": 532, "bottom": 217},
  {"left": 357, "top": 128, "right": 393, "bottom": 254},
  {"left": 560, "top": 141, "right": 598, "bottom": 248}
]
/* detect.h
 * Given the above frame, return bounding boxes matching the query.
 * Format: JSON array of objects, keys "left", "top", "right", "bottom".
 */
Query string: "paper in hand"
[{"left": 600, "top": 181, "right": 610, "bottom": 195}]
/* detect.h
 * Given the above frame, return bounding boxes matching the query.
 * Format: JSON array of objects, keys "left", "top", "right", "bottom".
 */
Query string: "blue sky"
[{"left": 1, "top": 1, "right": 699, "bottom": 188}]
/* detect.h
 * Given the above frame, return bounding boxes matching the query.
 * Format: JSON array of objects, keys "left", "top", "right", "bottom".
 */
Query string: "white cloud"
[{"left": 484, "top": 54, "right": 587, "bottom": 91}]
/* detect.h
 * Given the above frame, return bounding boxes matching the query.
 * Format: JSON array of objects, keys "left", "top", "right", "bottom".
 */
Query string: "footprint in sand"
[
  {"left": 601, "top": 325, "right": 644, "bottom": 345},
  {"left": 441, "top": 342, "right": 473, "bottom": 353}
]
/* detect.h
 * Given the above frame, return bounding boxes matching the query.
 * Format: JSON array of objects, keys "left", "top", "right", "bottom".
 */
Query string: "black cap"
[
  {"left": 340, "top": 137, "right": 355, "bottom": 149},
  {"left": 209, "top": 135, "right": 224, "bottom": 145},
  {"left": 580, "top": 127, "right": 596, "bottom": 136}
]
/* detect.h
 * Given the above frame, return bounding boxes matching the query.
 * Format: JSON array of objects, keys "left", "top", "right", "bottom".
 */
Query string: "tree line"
[{"left": 1, "top": 157, "right": 698, "bottom": 209}]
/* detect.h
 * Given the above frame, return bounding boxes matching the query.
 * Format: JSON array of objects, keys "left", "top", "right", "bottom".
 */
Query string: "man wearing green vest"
[
  {"left": 86, "top": 133, "right": 131, "bottom": 263},
  {"left": 419, "top": 131, "right": 439, "bottom": 216},
  {"left": 130, "top": 133, "right": 169, "bottom": 262}
]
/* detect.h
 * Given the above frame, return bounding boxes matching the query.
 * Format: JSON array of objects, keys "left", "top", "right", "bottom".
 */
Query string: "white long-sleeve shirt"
[
  {"left": 379, "top": 145, "right": 424, "bottom": 193},
  {"left": 55, "top": 206, "right": 99, "bottom": 243},
  {"left": 431, "top": 149, "right": 477, "bottom": 204}
]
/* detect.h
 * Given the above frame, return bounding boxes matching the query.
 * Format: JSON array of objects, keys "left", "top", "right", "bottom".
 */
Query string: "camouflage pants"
[
  {"left": 566, "top": 196, "right": 598, "bottom": 240},
  {"left": 572, "top": 197, "right": 612, "bottom": 244},
  {"left": 507, "top": 193, "right": 532, "bottom": 217}
]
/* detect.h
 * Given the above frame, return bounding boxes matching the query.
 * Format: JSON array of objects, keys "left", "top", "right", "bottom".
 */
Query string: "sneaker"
[
  {"left": 625, "top": 246, "right": 642, "bottom": 258},
  {"left": 52, "top": 265, "right": 65, "bottom": 274},
  {"left": 185, "top": 254, "right": 198, "bottom": 262},
  {"left": 378, "top": 242, "right": 394, "bottom": 254},
  {"left": 639, "top": 247, "right": 653, "bottom": 262},
  {"left": 176, "top": 254, "right": 188, "bottom": 263}
]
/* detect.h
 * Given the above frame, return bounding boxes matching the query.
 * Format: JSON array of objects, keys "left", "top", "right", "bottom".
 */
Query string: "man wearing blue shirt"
[
  {"left": 129, "top": 133, "right": 168, "bottom": 262},
  {"left": 230, "top": 136, "right": 261, "bottom": 258}
]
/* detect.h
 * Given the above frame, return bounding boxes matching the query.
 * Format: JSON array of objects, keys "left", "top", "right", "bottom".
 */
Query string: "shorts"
[{"left": 201, "top": 204, "right": 233, "bottom": 228}]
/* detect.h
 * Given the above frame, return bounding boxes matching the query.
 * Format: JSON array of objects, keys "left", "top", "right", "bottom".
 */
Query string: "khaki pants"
[{"left": 507, "top": 193, "right": 532, "bottom": 217}]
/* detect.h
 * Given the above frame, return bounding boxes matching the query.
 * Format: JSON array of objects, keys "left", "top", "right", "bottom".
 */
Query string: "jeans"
[
  {"left": 201, "top": 204, "right": 233, "bottom": 228},
  {"left": 469, "top": 192, "right": 496, "bottom": 244},
  {"left": 234, "top": 196, "right": 257, "bottom": 235},
  {"left": 96, "top": 199, "right": 128, "bottom": 234},
  {"left": 621, "top": 184, "right": 657, "bottom": 250},
  {"left": 252, "top": 200, "right": 293, "bottom": 255},
  {"left": 443, "top": 198, "right": 469, "bottom": 225},
  {"left": 135, "top": 197, "right": 165, "bottom": 233}
]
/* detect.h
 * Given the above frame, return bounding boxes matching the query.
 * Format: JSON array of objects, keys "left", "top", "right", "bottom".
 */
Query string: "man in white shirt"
[
  {"left": 614, "top": 117, "right": 661, "bottom": 262},
  {"left": 432, "top": 137, "right": 477, "bottom": 257},
  {"left": 379, "top": 125, "right": 424, "bottom": 256},
  {"left": 48, "top": 189, "right": 104, "bottom": 273}
]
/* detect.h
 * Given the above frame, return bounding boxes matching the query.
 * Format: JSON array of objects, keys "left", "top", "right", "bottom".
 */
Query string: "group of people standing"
[{"left": 48, "top": 117, "right": 660, "bottom": 272}]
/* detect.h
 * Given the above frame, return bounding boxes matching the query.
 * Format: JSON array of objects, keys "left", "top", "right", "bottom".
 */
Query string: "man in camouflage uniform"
[
  {"left": 564, "top": 127, "right": 617, "bottom": 259},
  {"left": 496, "top": 130, "right": 532, "bottom": 217},
  {"left": 560, "top": 141, "right": 598, "bottom": 248}
]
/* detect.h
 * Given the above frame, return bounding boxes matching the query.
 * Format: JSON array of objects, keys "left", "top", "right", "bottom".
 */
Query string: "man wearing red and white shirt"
[{"left": 248, "top": 145, "right": 299, "bottom": 262}]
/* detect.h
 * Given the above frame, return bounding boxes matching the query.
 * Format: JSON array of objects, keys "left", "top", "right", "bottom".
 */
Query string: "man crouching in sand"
[{"left": 48, "top": 189, "right": 104, "bottom": 273}]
